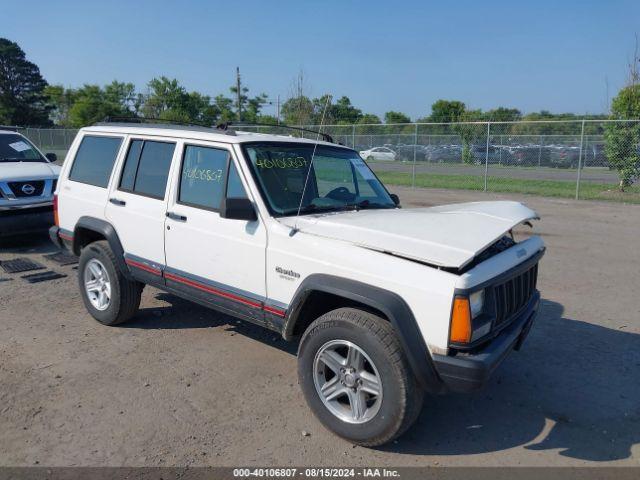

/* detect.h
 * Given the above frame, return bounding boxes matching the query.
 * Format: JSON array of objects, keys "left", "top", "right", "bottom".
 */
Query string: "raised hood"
[{"left": 280, "top": 201, "right": 539, "bottom": 269}]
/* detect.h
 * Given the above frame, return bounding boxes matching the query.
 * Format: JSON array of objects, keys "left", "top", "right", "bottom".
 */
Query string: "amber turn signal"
[{"left": 450, "top": 296, "right": 472, "bottom": 343}]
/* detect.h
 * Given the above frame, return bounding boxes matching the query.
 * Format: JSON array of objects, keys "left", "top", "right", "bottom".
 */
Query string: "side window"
[
  {"left": 178, "top": 145, "right": 229, "bottom": 210},
  {"left": 119, "top": 140, "right": 175, "bottom": 199},
  {"left": 226, "top": 161, "right": 248, "bottom": 199},
  {"left": 69, "top": 135, "right": 123, "bottom": 187},
  {"left": 119, "top": 140, "right": 143, "bottom": 191}
]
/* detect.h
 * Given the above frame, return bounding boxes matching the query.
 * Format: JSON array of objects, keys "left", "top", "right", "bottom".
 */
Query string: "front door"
[{"left": 163, "top": 141, "right": 268, "bottom": 324}]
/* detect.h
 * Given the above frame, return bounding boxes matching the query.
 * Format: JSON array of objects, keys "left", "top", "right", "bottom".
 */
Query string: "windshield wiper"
[
  {"left": 343, "top": 200, "right": 394, "bottom": 211},
  {"left": 294, "top": 203, "right": 352, "bottom": 215},
  {"left": 287, "top": 200, "right": 393, "bottom": 216}
]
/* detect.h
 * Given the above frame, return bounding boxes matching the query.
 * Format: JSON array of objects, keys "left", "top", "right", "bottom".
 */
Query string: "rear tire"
[
  {"left": 78, "top": 240, "right": 142, "bottom": 326},
  {"left": 298, "top": 308, "right": 423, "bottom": 446}
]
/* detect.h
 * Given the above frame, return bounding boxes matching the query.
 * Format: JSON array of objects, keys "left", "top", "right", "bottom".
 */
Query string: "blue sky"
[{"left": 3, "top": 0, "right": 639, "bottom": 119}]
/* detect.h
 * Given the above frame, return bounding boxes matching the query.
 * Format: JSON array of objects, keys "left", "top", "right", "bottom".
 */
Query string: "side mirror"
[
  {"left": 220, "top": 197, "right": 257, "bottom": 221},
  {"left": 390, "top": 193, "right": 400, "bottom": 206},
  {"left": 45, "top": 152, "right": 57, "bottom": 162}
]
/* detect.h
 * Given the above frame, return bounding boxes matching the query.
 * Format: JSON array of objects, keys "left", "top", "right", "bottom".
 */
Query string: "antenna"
[{"left": 292, "top": 95, "right": 332, "bottom": 234}]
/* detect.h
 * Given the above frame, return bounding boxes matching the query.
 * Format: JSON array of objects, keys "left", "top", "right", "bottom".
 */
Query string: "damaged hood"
[{"left": 280, "top": 201, "right": 539, "bottom": 269}]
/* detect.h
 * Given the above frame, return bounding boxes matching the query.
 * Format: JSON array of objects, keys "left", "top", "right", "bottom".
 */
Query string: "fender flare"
[
  {"left": 73, "top": 216, "right": 131, "bottom": 280},
  {"left": 284, "top": 274, "right": 444, "bottom": 392}
]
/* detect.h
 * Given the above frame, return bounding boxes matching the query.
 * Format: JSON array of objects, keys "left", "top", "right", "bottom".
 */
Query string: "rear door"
[
  {"left": 163, "top": 141, "right": 268, "bottom": 323},
  {"left": 105, "top": 136, "right": 178, "bottom": 277}
]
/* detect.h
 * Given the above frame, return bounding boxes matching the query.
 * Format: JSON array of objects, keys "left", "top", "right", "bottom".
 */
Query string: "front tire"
[
  {"left": 78, "top": 240, "right": 142, "bottom": 326},
  {"left": 298, "top": 308, "right": 424, "bottom": 446}
]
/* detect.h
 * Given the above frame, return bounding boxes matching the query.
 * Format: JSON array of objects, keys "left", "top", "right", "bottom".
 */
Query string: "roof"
[{"left": 81, "top": 124, "right": 348, "bottom": 149}]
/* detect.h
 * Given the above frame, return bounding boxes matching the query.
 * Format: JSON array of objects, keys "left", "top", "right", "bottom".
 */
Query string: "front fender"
[{"left": 285, "top": 274, "right": 445, "bottom": 393}]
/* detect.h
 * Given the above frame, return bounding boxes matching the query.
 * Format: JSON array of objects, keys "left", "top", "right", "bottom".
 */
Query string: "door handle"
[
  {"left": 109, "top": 198, "right": 126, "bottom": 206},
  {"left": 166, "top": 211, "right": 187, "bottom": 222}
]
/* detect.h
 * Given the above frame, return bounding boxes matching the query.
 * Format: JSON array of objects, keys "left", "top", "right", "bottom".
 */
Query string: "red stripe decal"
[
  {"left": 125, "top": 259, "right": 162, "bottom": 276},
  {"left": 165, "top": 272, "right": 263, "bottom": 309},
  {"left": 59, "top": 233, "right": 73, "bottom": 241},
  {"left": 263, "top": 305, "right": 286, "bottom": 317}
]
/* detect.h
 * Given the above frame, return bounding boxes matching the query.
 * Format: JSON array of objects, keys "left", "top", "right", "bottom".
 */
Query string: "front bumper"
[
  {"left": 0, "top": 205, "right": 54, "bottom": 237},
  {"left": 432, "top": 291, "right": 540, "bottom": 393}
]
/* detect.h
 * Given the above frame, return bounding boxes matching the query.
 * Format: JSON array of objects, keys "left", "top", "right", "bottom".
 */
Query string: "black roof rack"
[
  {"left": 217, "top": 122, "right": 335, "bottom": 143},
  {"left": 96, "top": 116, "right": 236, "bottom": 135},
  {"left": 0, "top": 125, "right": 21, "bottom": 132},
  {"left": 95, "top": 117, "right": 335, "bottom": 143}
]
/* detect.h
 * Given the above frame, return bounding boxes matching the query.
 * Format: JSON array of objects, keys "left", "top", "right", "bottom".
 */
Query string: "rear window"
[{"left": 69, "top": 135, "right": 123, "bottom": 187}]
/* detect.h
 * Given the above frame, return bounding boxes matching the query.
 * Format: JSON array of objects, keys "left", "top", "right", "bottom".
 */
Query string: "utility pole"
[
  {"left": 276, "top": 95, "right": 281, "bottom": 125},
  {"left": 236, "top": 67, "right": 242, "bottom": 121}
]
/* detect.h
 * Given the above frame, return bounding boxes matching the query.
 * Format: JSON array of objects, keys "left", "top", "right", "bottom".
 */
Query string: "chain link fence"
[
  {"left": 249, "top": 120, "right": 639, "bottom": 202},
  {"left": 11, "top": 120, "right": 640, "bottom": 203}
]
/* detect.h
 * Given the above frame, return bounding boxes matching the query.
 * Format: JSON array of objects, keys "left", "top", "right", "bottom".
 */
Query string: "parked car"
[
  {"left": 51, "top": 121, "right": 544, "bottom": 446},
  {"left": 548, "top": 145, "right": 580, "bottom": 169},
  {"left": 0, "top": 128, "right": 60, "bottom": 237},
  {"left": 424, "top": 144, "right": 463, "bottom": 163},
  {"left": 359, "top": 146, "right": 397, "bottom": 161},
  {"left": 395, "top": 144, "right": 428, "bottom": 162}
]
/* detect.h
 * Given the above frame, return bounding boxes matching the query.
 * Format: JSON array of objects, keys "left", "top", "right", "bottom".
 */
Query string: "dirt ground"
[{"left": 0, "top": 187, "right": 638, "bottom": 467}]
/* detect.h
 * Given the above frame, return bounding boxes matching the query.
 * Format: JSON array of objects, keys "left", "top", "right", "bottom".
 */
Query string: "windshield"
[
  {"left": 0, "top": 134, "right": 47, "bottom": 163},
  {"left": 243, "top": 142, "right": 396, "bottom": 217}
]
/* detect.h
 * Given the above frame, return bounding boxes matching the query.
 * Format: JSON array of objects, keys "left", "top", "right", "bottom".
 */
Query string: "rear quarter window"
[{"left": 69, "top": 135, "right": 123, "bottom": 187}]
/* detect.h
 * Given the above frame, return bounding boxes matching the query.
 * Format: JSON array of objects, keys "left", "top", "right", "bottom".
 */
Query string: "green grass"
[{"left": 376, "top": 171, "right": 640, "bottom": 204}]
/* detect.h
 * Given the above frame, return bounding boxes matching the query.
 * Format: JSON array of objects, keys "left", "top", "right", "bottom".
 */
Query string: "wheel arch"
[
  {"left": 284, "top": 274, "right": 444, "bottom": 392},
  {"left": 73, "top": 216, "right": 131, "bottom": 280}
]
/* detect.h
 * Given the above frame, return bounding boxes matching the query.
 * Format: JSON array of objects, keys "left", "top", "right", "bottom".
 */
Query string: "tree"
[
  {"left": 358, "top": 113, "right": 381, "bottom": 124},
  {"left": 229, "top": 83, "right": 268, "bottom": 123},
  {"left": 0, "top": 38, "right": 51, "bottom": 125},
  {"left": 141, "top": 77, "right": 190, "bottom": 120},
  {"left": 281, "top": 95, "right": 315, "bottom": 125},
  {"left": 384, "top": 111, "right": 411, "bottom": 124},
  {"left": 256, "top": 114, "right": 278, "bottom": 125},
  {"left": 604, "top": 85, "right": 640, "bottom": 190},
  {"left": 485, "top": 107, "right": 522, "bottom": 122},
  {"left": 62, "top": 81, "right": 137, "bottom": 127},
  {"left": 281, "top": 70, "right": 315, "bottom": 126},
  {"left": 212, "top": 94, "right": 235, "bottom": 123},
  {"left": 44, "top": 84, "right": 77, "bottom": 126},
  {"left": 604, "top": 36, "right": 640, "bottom": 191},
  {"left": 429, "top": 100, "right": 466, "bottom": 123},
  {"left": 455, "top": 109, "right": 484, "bottom": 164},
  {"left": 331, "top": 96, "right": 362, "bottom": 124},
  {"left": 141, "top": 77, "right": 229, "bottom": 125}
]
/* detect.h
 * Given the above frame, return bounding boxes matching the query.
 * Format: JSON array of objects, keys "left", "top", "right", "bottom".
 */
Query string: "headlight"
[
  {"left": 469, "top": 290, "right": 484, "bottom": 318},
  {"left": 450, "top": 290, "right": 487, "bottom": 344}
]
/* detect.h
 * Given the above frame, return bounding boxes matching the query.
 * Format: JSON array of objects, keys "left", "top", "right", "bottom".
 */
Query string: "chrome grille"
[{"left": 8, "top": 181, "right": 45, "bottom": 197}]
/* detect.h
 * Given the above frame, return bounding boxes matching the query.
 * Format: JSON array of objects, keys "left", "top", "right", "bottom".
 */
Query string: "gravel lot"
[{"left": 0, "top": 187, "right": 638, "bottom": 467}]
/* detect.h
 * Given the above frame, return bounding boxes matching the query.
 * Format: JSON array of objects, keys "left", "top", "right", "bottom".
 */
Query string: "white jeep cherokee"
[
  {"left": 0, "top": 128, "right": 60, "bottom": 237},
  {"left": 50, "top": 122, "right": 544, "bottom": 446}
]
